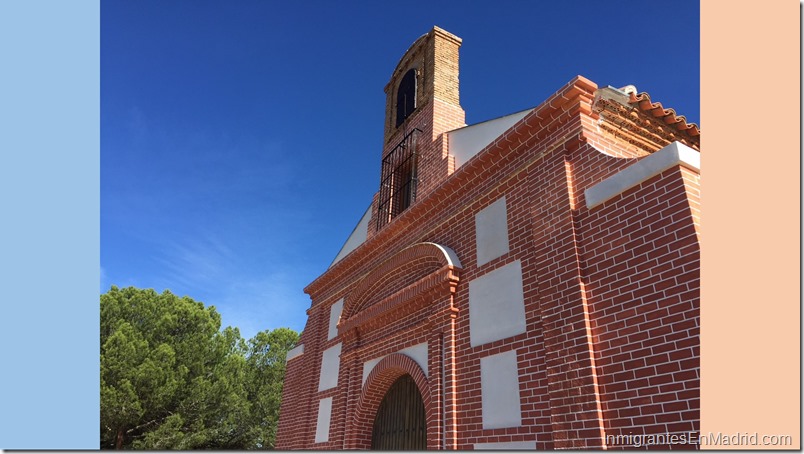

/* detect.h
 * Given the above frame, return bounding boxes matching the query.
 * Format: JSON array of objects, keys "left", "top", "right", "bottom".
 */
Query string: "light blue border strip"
[{"left": 0, "top": 1, "right": 99, "bottom": 449}]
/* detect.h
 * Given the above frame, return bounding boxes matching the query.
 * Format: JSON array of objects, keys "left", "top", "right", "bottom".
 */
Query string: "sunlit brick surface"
[{"left": 276, "top": 26, "right": 700, "bottom": 450}]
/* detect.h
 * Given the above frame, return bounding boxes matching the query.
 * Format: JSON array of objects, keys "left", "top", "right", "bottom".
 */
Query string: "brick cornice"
[
  {"left": 342, "top": 242, "right": 460, "bottom": 315},
  {"left": 432, "top": 26, "right": 462, "bottom": 46},
  {"left": 339, "top": 264, "right": 459, "bottom": 335}
]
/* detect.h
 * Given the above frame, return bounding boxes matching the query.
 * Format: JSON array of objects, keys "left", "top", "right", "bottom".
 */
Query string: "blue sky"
[{"left": 101, "top": 0, "right": 700, "bottom": 340}]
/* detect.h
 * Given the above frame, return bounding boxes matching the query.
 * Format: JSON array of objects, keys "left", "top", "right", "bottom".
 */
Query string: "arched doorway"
[
  {"left": 371, "top": 374, "right": 427, "bottom": 450},
  {"left": 340, "top": 243, "right": 462, "bottom": 449}
]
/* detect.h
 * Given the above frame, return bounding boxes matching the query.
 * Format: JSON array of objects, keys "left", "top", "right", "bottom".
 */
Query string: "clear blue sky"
[{"left": 101, "top": 0, "right": 700, "bottom": 340}]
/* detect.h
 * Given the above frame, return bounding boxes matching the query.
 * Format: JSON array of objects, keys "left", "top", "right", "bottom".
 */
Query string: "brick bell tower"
[{"left": 368, "top": 26, "right": 466, "bottom": 238}]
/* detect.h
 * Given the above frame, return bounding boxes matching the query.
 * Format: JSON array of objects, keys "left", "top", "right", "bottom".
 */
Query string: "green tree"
[
  {"left": 100, "top": 286, "right": 298, "bottom": 449},
  {"left": 243, "top": 327, "right": 300, "bottom": 448}
]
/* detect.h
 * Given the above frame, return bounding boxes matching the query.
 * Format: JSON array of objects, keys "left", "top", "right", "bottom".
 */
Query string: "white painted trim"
[
  {"left": 585, "top": 141, "right": 700, "bottom": 209},
  {"left": 286, "top": 343, "right": 304, "bottom": 361},
  {"left": 420, "top": 242, "right": 462, "bottom": 268},
  {"left": 474, "top": 441, "right": 537, "bottom": 450},
  {"left": 329, "top": 205, "right": 372, "bottom": 267}
]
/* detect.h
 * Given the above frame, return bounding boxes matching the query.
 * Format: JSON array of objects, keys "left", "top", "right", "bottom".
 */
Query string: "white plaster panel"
[
  {"left": 474, "top": 441, "right": 536, "bottom": 450},
  {"left": 314, "top": 397, "right": 332, "bottom": 443},
  {"left": 475, "top": 196, "right": 510, "bottom": 267},
  {"left": 399, "top": 342, "right": 428, "bottom": 377},
  {"left": 327, "top": 298, "right": 344, "bottom": 340},
  {"left": 585, "top": 141, "right": 701, "bottom": 209},
  {"left": 361, "top": 342, "right": 429, "bottom": 385},
  {"left": 362, "top": 357, "right": 383, "bottom": 385},
  {"left": 468, "top": 260, "right": 527, "bottom": 347},
  {"left": 480, "top": 349, "right": 522, "bottom": 429},
  {"left": 318, "top": 343, "right": 341, "bottom": 391},
  {"left": 286, "top": 343, "right": 304, "bottom": 361}
]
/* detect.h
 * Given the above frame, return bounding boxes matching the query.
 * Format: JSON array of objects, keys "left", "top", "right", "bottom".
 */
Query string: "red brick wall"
[
  {"left": 277, "top": 73, "right": 700, "bottom": 450},
  {"left": 578, "top": 166, "right": 700, "bottom": 449},
  {"left": 275, "top": 307, "right": 324, "bottom": 448}
]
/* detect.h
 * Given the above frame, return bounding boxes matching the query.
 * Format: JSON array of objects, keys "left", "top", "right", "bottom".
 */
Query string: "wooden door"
[{"left": 371, "top": 374, "right": 427, "bottom": 450}]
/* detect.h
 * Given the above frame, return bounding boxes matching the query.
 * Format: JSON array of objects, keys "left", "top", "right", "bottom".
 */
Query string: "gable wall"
[{"left": 277, "top": 77, "right": 700, "bottom": 449}]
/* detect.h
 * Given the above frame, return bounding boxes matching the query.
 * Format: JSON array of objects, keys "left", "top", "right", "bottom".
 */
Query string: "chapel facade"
[{"left": 276, "top": 26, "right": 701, "bottom": 450}]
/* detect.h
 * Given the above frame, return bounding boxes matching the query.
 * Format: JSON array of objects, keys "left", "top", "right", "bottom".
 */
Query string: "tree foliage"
[{"left": 100, "top": 286, "right": 299, "bottom": 449}]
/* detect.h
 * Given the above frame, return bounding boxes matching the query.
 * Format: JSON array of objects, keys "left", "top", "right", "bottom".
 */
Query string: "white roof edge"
[
  {"left": 447, "top": 108, "right": 536, "bottom": 170},
  {"left": 585, "top": 141, "right": 700, "bottom": 210},
  {"left": 446, "top": 107, "right": 536, "bottom": 134},
  {"left": 329, "top": 205, "right": 372, "bottom": 268}
]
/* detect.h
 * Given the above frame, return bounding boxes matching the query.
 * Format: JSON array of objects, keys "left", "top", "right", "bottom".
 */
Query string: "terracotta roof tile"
[{"left": 629, "top": 92, "right": 700, "bottom": 138}]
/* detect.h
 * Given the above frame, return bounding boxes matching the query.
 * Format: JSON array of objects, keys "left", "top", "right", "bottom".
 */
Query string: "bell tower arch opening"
[
  {"left": 370, "top": 27, "right": 466, "bottom": 236},
  {"left": 395, "top": 68, "right": 417, "bottom": 127}
]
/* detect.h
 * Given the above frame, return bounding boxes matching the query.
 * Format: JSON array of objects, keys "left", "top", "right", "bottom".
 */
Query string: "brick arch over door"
[
  {"left": 339, "top": 242, "right": 462, "bottom": 331},
  {"left": 348, "top": 353, "right": 437, "bottom": 449}
]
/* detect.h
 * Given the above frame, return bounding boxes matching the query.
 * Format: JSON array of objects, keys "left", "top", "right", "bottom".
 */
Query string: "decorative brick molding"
[
  {"left": 339, "top": 265, "right": 458, "bottom": 336},
  {"left": 592, "top": 87, "right": 699, "bottom": 154},
  {"left": 341, "top": 242, "right": 462, "bottom": 326},
  {"left": 346, "top": 353, "right": 435, "bottom": 449}
]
